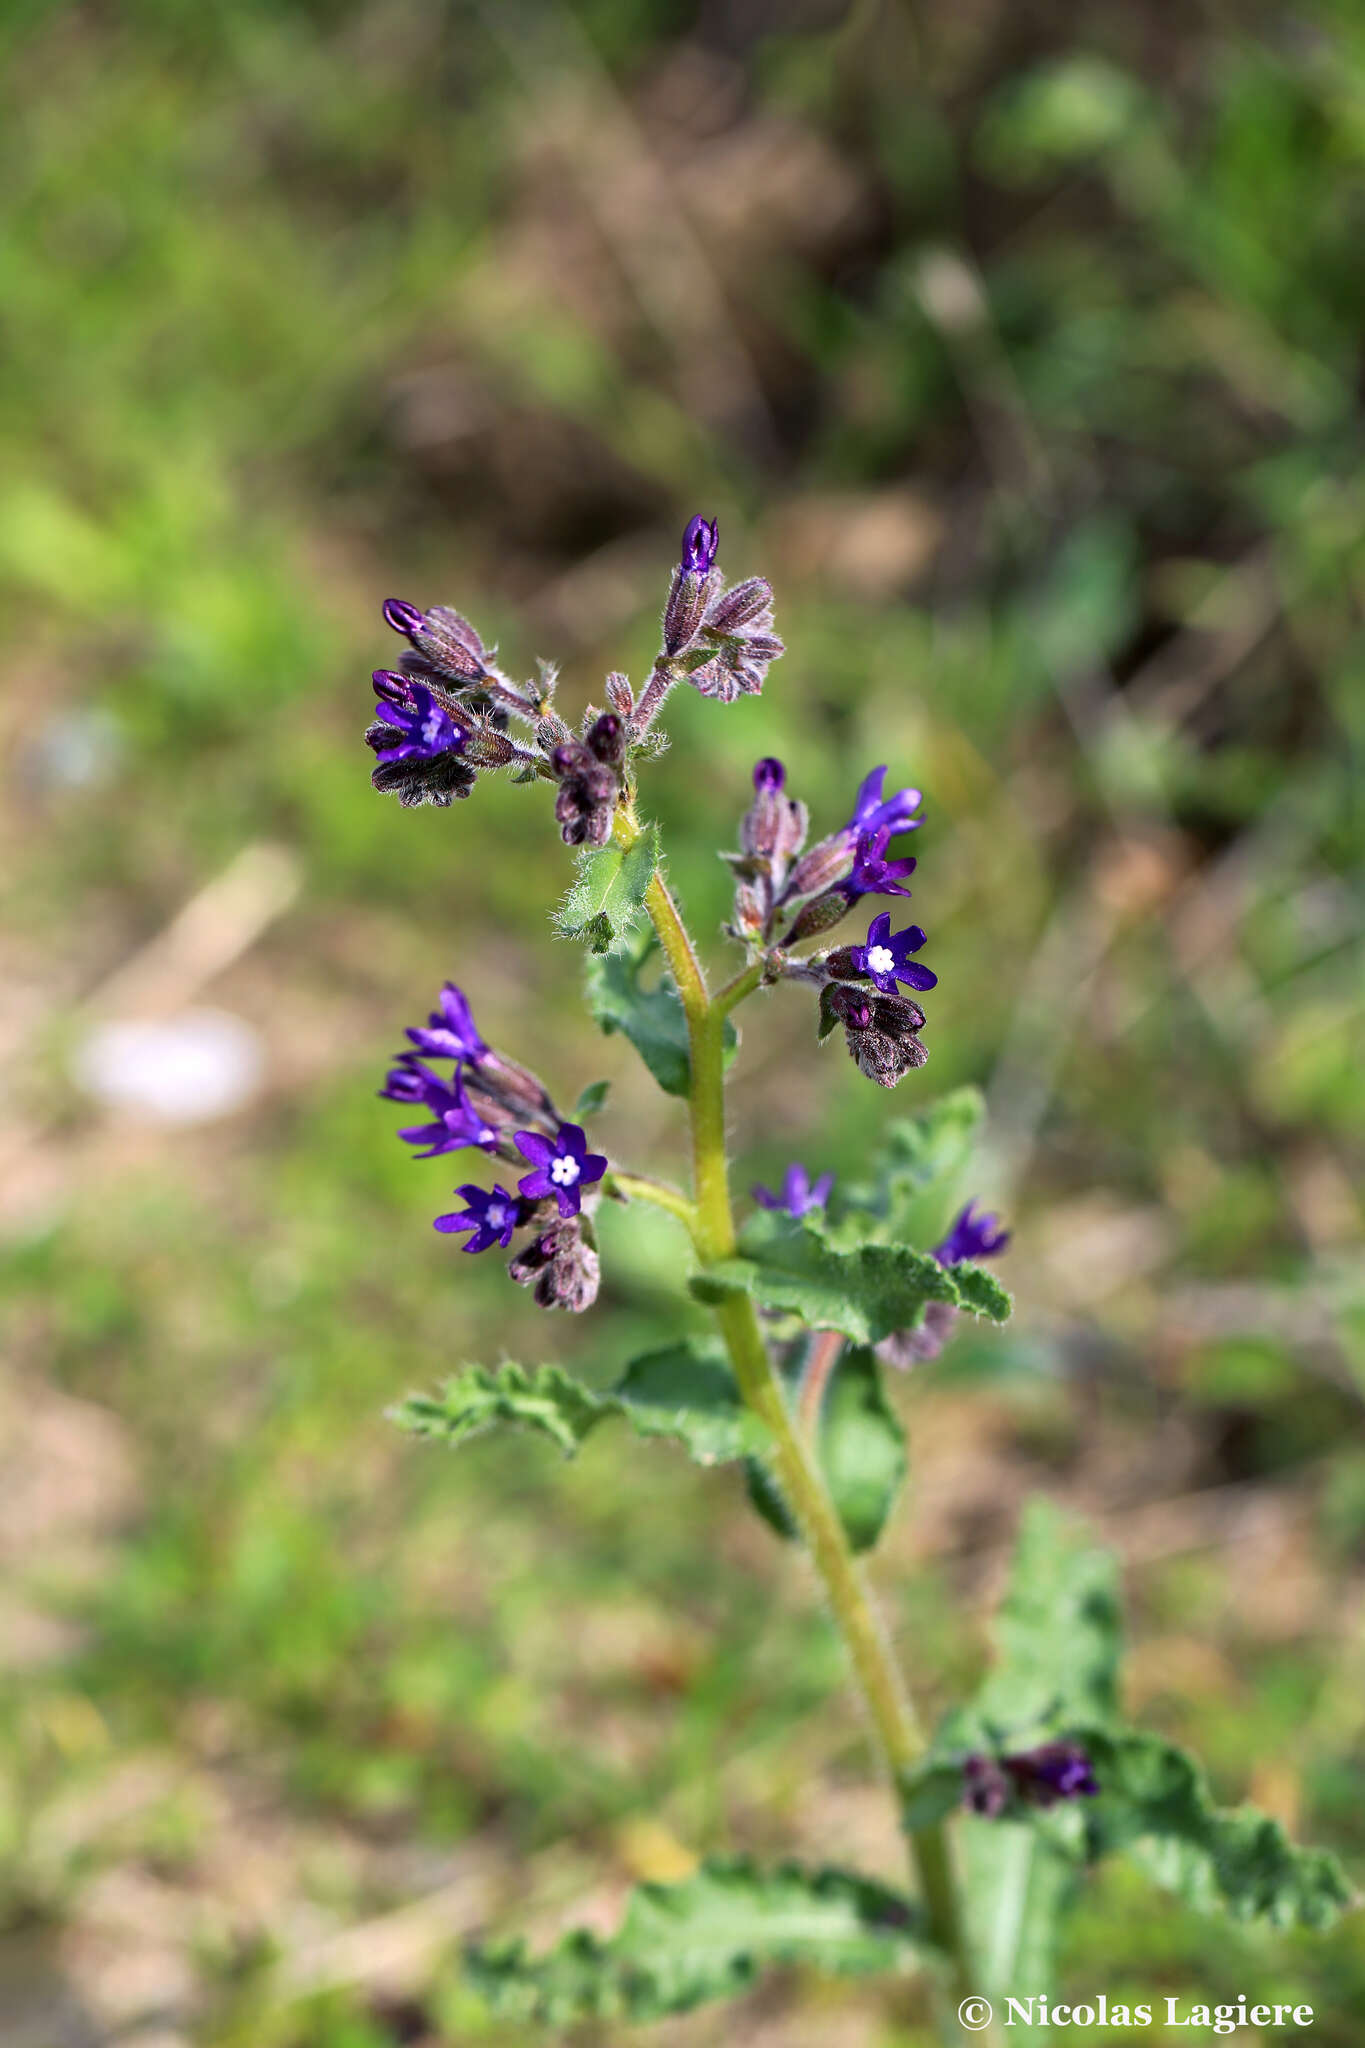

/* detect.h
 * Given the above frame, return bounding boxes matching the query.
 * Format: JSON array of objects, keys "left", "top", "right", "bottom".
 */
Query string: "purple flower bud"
[
  {"left": 586, "top": 712, "right": 625, "bottom": 766},
  {"left": 372, "top": 669, "right": 416, "bottom": 708},
  {"left": 382, "top": 597, "right": 487, "bottom": 685},
  {"left": 964, "top": 1741, "right": 1099, "bottom": 1818},
  {"left": 605, "top": 671, "right": 634, "bottom": 719},
  {"left": 753, "top": 757, "right": 785, "bottom": 793},
  {"left": 383, "top": 598, "right": 425, "bottom": 638},
  {"left": 934, "top": 1201, "right": 1010, "bottom": 1267},
  {"left": 877, "top": 1300, "right": 961, "bottom": 1370},
  {"left": 680, "top": 515, "right": 719, "bottom": 576},
  {"left": 752, "top": 1163, "right": 834, "bottom": 1219},
  {"left": 508, "top": 1215, "right": 600, "bottom": 1314},
  {"left": 785, "top": 834, "right": 855, "bottom": 901}
]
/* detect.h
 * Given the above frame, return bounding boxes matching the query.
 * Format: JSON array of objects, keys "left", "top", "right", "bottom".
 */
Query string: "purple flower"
[
  {"left": 368, "top": 680, "right": 464, "bottom": 766},
  {"left": 842, "top": 827, "right": 918, "bottom": 901},
  {"left": 680, "top": 515, "right": 719, "bottom": 576},
  {"left": 1014, "top": 1742, "right": 1099, "bottom": 1804},
  {"left": 379, "top": 1058, "right": 498, "bottom": 1160},
  {"left": 753, "top": 756, "right": 786, "bottom": 793},
  {"left": 514, "top": 1123, "right": 607, "bottom": 1219},
  {"left": 753, "top": 1162, "right": 834, "bottom": 1219},
  {"left": 433, "top": 1182, "right": 523, "bottom": 1253},
  {"left": 963, "top": 1741, "right": 1098, "bottom": 1818},
  {"left": 851, "top": 911, "right": 937, "bottom": 995},
  {"left": 404, "top": 983, "right": 488, "bottom": 1064},
  {"left": 846, "top": 766, "right": 922, "bottom": 841},
  {"left": 934, "top": 1200, "right": 1011, "bottom": 1266}
]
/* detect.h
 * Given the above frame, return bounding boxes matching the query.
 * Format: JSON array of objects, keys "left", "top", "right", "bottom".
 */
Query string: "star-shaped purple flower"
[
  {"left": 514, "top": 1123, "right": 607, "bottom": 1219},
  {"left": 369, "top": 679, "right": 464, "bottom": 765},
  {"left": 433, "top": 1182, "right": 523, "bottom": 1253},
  {"left": 934, "top": 1200, "right": 1011, "bottom": 1266},
  {"left": 851, "top": 911, "right": 937, "bottom": 994},
  {"left": 680, "top": 514, "right": 719, "bottom": 576},
  {"left": 379, "top": 1058, "right": 498, "bottom": 1160},
  {"left": 752, "top": 1162, "right": 834, "bottom": 1219},
  {"left": 404, "top": 983, "right": 488, "bottom": 1064},
  {"left": 846, "top": 766, "right": 922, "bottom": 841},
  {"left": 841, "top": 826, "right": 917, "bottom": 900}
]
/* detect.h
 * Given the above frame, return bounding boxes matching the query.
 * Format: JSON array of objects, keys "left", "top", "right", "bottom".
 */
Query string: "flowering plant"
[{"left": 371, "top": 523, "right": 1348, "bottom": 2036}]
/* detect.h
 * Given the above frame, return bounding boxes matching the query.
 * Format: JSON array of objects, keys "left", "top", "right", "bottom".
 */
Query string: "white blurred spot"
[{"left": 72, "top": 1009, "right": 265, "bottom": 1125}]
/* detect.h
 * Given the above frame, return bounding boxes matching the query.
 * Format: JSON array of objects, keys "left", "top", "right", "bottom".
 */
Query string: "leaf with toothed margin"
[
  {"left": 555, "top": 824, "right": 659, "bottom": 954},
  {"left": 913, "top": 1501, "right": 1352, "bottom": 1941},
  {"left": 389, "top": 1342, "right": 770, "bottom": 1469},
  {"left": 463, "top": 1856, "right": 933, "bottom": 2024},
  {"left": 690, "top": 1210, "right": 1009, "bottom": 1345},
  {"left": 585, "top": 926, "right": 737, "bottom": 1098}
]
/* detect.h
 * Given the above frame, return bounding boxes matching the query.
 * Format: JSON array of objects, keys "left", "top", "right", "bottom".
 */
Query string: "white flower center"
[
  {"left": 550, "top": 1155, "right": 581, "bottom": 1187},
  {"left": 486, "top": 1202, "right": 508, "bottom": 1230},
  {"left": 866, "top": 944, "right": 895, "bottom": 977}
]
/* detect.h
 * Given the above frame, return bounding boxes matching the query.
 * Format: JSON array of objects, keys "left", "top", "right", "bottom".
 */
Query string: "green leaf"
[
  {"left": 555, "top": 824, "right": 659, "bottom": 954},
  {"left": 613, "top": 1340, "right": 772, "bottom": 1465},
  {"left": 1077, "top": 1726, "right": 1353, "bottom": 1931},
  {"left": 961, "top": 1821, "right": 1077, "bottom": 2034},
  {"left": 833, "top": 1088, "right": 985, "bottom": 1249},
  {"left": 390, "top": 1342, "right": 770, "bottom": 1469},
  {"left": 464, "top": 1856, "right": 930, "bottom": 2025},
  {"left": 572, "top": 1077, "right": 611, "bottom": 1120},
  {"left": 933, "top": 1503, "right": 1352, "bottom": 1933},
  {"left": 941, "top": 1497, "right": 1122, "bottom": 1747},
  {"left": 692, "top": 1211, "right": 1009, "bottom": 1346},
  {"left": 586, "top": 926, "right": 737, "bottom": 1098},
  {"left": 747, "top": 1346, "right": 907, "bottom": 1554}
]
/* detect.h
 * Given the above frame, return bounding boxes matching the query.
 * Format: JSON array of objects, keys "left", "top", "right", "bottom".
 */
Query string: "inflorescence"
[{"left": 367, "top": 519, "right": 1007, "bottom": 1320}]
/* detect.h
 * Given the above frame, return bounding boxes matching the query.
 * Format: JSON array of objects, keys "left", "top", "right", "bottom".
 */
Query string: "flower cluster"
[
  {"left": 962, "top": 1741, "right": 1099, "bottom": 1818},
  {"left": 378, "top": 982, "right": 607, "bottom": 1312},
  {"left": 720, "top": 755, "right": 935, "bottom": 1089}
]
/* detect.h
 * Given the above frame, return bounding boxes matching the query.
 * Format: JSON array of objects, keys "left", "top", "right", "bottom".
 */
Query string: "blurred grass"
[{"left": 1, "top": 1, "right": 1364, "bottom": 2043}]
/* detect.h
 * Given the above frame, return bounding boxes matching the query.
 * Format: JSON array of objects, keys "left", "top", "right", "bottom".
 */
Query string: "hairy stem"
[
  {"left": 626, "top": 817, "right": 980, "bottom": 2030},
  {"left": 606, "top": 1170, "right": 697, "bottom": 1234}
]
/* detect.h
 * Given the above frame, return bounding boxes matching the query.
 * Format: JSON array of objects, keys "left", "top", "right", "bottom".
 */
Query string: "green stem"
[
  {"left": 713, "top": 956, "right": 768, "bottom": 1017},
  {"left": 606, "top": 1171, "right": 697, "bottom": 1234},
  {"left": 623, "top": 808, "right": 980, "bottom": 2028}
]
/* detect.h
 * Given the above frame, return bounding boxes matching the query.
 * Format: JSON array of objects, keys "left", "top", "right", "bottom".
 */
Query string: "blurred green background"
[{"left": 2, "top": 1, "right": 1364, "bottom": 2042}]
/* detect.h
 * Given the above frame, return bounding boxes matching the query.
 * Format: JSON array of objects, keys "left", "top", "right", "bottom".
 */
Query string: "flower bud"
[
  {"left": 662, "top": 564, "right": 719, "bottom": 658},
  {"left": 585, "top": 711, "right": 625, "bottom": 766},
  {"left": 508, "top": 1217, "right": 600, "bottom": 1313},
  {"left": 605, "top": 671, "right": 634, "bottom": 719},
  {"left": 785, "top": 834, "right": 855, "bottom": 900},
  {"left": 706, "top": 576, "right": 773, "bottom": 636},
  {"left": 475, "top": 1050, "right": 558, "bottom": 1123},
  {"left": 383, "top": 598, "right": 488, "bottom": 684},
  {"left": 782, "top": 891, "right": 850, "bottom": 945}
]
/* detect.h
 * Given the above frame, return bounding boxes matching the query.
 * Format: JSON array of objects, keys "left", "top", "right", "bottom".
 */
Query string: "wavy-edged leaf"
[
  {"left": 928, "top": 1502, "right": 1352, "bottom": 1932},
  {"left": 691, "top": 1211, "right": 1009, "bottom": 1345},
  {"left": 555, "top": 824, "right": 658, "bottom": 954},
  {"left": 585, "top": 926, "right": 737, "bottom": 1098},
  {"left": 390, "top": 1342, "right": 769, "bottom": 1469},
  {"left": 1079, "top": 1726, "right": 1352, "bottom": 1930},
  {"left": 465, "top": 1856, "right": 931, "bottom": 2025},
  {"left": 747, "top": 1345, "right": 906, "bottom": 1554}
]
